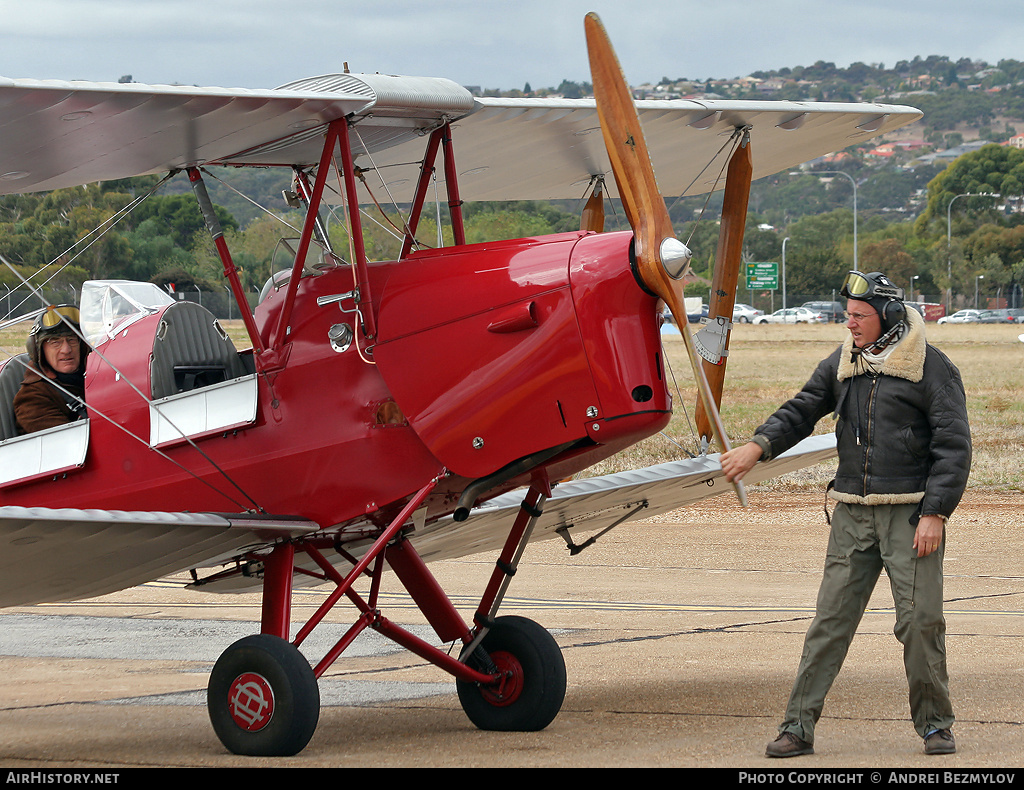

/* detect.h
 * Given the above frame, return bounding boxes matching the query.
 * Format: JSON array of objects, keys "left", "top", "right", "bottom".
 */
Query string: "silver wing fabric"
[
  {"left": 0, "top": 72, "right": 919, "bottom": 201},
  {"left": 0, "top": 508, "right": 316, "bottom": 607}
]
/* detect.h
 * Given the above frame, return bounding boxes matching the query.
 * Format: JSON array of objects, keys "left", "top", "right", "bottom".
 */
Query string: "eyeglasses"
[
  {"left": 845, "top": 311, "right": 877, "bottom": 322},
  {"left": 43, "top": 335, "right": 81, "bottom": 349}
]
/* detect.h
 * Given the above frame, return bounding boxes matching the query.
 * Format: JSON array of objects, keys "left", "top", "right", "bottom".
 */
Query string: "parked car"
[
  {"left": 753, "top": 307, "right": 826, "bottom": 325},
  {"left": 802, "top": 300, "right": 845, "bottom": 323},
  {"left": 977, "top": 308, "right": 1024, "bottom": 323},
  {"left": 937, "top": 309, "right": 982, "bottom": 324},
  {"left": 978, "top": 309, "right": 1018, "bottom": 323},
  {"left": 687, "top": 303, "right": 709, "bottom": 323},
  {"left": 732, "top": 303, "right": 764, "bottom": 323}
]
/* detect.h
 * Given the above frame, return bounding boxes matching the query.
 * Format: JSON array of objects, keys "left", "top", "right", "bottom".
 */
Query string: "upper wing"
[
  {"left": 0, "top": 72, "right": 919, "bottom": 199},
  {"left": 372, "top": 96, "right": 921, "bottom": 201},
  {"left": 0, "top": 507, "right": 316, "bottom": 607},
  {"left": 0, "top": 73, "right": 474, "bottom": 194}
]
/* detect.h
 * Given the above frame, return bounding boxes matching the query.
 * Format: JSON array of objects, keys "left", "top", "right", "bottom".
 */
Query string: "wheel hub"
[
  {"left": 478, "top": 650, "right": 524, "bottom": 707},
  {"left": 228, "top": 671, "right": 276, "bottom": 731}
]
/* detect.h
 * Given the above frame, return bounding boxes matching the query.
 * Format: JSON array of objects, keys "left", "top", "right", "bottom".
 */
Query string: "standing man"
[
  {"left": 13, "top": 304, "right": 89, "bottom": 434},
  {"left": 721, "top": 271, "right": 971, "bottom": 758}
]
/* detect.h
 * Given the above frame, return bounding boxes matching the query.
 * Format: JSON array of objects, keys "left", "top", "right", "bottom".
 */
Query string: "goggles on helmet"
[
  {"left": 31, "top": 305, "right": 81, "bottom": 336},
  {"left": 840, "top": 271, "right": 904, "bottom": 302}
]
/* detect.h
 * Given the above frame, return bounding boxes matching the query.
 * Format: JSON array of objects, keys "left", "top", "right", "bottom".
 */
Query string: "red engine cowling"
[{"left": 373, "top": 230, "right": 670, "bottom": 481}]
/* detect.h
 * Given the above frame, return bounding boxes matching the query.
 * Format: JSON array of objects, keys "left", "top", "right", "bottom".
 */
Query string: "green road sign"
[{"left": 746, "top": 262, "right": 778, "bottom": 290}]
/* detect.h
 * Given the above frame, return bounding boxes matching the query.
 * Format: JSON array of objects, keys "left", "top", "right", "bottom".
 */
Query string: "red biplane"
[{"left": 0, "top": 15, "right": 919, "bottom": 755}]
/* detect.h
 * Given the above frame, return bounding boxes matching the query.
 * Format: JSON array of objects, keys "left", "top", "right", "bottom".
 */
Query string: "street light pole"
[
  {"left": 975, "top": 274, "right": 984, "bottom": 309},
  {"left": 782, "top": 236, "right": 790, "bottom": 309},
  {"left": 947, "top": 192, "right": 1000, "bottom": 313}
]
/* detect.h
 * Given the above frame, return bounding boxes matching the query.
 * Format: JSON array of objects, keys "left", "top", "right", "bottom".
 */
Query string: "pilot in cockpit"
[{"left": 13, "top": 305, "right": 91, "bottom": 434}]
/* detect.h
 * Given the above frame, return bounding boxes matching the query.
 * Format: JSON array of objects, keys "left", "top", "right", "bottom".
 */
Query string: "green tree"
[
  {"left": 780, "top": 210, "right": 852, "bottom": 295},
  {"left": 915, "top": 143, "right": 1019, "bottom": 236},
  {"left": 129, "top": 194, "right": 238, "bottom": 245}
]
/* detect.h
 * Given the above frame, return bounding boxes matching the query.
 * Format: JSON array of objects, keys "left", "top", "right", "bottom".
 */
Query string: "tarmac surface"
[{"left": 1, "top": 490, "right": 1022, "bottom": 771}]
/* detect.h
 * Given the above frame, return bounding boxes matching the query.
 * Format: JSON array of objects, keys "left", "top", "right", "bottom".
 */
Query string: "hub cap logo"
[{"left": 229, "top": 672, "right": 275, "bottom": 731}]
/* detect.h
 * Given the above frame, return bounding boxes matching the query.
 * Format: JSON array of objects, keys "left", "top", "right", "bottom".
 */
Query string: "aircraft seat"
[
  {"left": 150, "top": 303, "right": 249, "bottom": 400},
  {"left": 0, "top": 354, "right": 30, "bottom": 441}
]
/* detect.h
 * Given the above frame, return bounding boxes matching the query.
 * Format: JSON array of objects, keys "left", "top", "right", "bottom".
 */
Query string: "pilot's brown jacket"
[{"left": 13, "top": 368, "right": 85, "bottom": 434}]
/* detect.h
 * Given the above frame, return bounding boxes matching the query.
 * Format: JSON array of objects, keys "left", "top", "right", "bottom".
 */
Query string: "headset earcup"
[{"left": 882, "top": 299, "right": 905, "bottom": 331}]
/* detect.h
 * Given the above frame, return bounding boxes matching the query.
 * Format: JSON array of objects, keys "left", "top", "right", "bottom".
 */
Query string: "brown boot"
[
  {"left": 765, "top": 732, "right": 814, "bottom": 758},
  {"left": 924, "top": 729, "right": 956, "bottom": 755}
]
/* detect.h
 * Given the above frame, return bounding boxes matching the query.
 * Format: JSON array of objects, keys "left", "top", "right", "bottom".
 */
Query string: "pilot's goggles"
[
  {"left": 840, "top": 271, "right": 903, "bottom": 301},
  {"left": 31, "top": 305, "right": 81, "bottom": 335}
]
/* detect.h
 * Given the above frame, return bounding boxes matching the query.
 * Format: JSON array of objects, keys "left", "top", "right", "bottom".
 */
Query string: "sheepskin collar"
[{"left": 837, "top": 306, "right": 926, "bottom": 383}]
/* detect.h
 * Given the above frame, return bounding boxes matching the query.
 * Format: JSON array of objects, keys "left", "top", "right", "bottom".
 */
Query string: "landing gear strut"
[{"left": 204, "top": 480, "right": 566, "bottom": 756}]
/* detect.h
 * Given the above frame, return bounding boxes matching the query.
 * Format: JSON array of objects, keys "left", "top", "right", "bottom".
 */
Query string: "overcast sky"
[{"left": 1, "top": 0, "right": 1021, "bottom": 91}]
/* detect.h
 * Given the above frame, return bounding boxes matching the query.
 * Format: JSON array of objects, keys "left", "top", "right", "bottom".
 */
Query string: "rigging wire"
[
  {"left": 659, "top": 336, "right": 699, "bottom": 458},
  {"left": 670, "top": 126, "right": 748, "bottom": 248},
  {"left": 200, "top": 167, "right": 304, "bottom": 236},
  {"left": 351, "top": 125, "right": 418, "bottom": 244}
]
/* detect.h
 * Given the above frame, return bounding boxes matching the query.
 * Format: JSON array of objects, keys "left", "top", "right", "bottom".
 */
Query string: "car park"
[
  {"left": 753, "top": 307, "right": 826, "bottom": 324},
  {"left": 732, "top": 303, "right": 764, "bottom": 323},
  {"left": 802, "top": 300, "right": 845, "bottom": 323},
  {"left": 937, "top": 309, "right": 982, "bottom": 324}
]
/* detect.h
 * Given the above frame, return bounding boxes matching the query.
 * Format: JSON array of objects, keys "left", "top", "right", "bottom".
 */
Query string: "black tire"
[
  {"left": 207, "top": 634, "right": 320, "bottom": 756},
  {"left": 457, "top": 615, "right": 566, "bottom": 731}
]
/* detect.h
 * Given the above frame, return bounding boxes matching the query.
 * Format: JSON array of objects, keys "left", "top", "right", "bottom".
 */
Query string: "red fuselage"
[{"left": 1, "top": 230, "right": 671, "bottom": 532}]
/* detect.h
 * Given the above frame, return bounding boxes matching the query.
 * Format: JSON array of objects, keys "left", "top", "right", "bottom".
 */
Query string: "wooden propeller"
[{"left": 584, "top": 12, "right": 746, "bottom": 506}]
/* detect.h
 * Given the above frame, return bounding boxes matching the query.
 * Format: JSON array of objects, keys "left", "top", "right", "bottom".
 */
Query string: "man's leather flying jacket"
[{"left": 750, "top": 308, "right": 971, "bottom": 520}]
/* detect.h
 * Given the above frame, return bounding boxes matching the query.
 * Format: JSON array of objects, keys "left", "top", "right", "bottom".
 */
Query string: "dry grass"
[
  {"left": 3, "top": 319, "right": 1020, "bottom": 492},
  {"left": 629, "top": 322, "right": 1024, "bottom": 493}
]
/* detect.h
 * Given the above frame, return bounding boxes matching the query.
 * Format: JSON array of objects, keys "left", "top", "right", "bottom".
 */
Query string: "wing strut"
[
  {"left": 399, "top": 126, "right": 445, "bottom": 259},
  {"left": 694, "top": 128, "right": 753, "bottom": 445},
  {"left": 187, "top": 168, "right": 266, "bottom": 355}
]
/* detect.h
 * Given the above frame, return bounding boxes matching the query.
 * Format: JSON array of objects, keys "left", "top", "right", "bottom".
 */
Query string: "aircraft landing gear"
[
  {"left": 202, "top": 481, "right": 566, "bottom": 756},
  {"left": 207, "top": 634, "right": 320, "bottom": 756},
  {"left": 457, "top": 615, "right": 566, "bottom": 731}
]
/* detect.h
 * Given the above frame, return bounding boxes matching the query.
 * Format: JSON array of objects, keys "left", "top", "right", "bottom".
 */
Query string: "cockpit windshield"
[{"left": 80, "top": 280, "right": 175, "bottom": 348}]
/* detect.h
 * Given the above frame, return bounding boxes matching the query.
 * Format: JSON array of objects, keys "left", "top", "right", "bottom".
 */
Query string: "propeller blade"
[{"left": 585, "top": 12, "right": 746, "bottom": 506}]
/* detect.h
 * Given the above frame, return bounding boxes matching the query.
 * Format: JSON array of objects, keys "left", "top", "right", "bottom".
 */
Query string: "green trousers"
[{"left": 779, "top": 502, "right": 953, "bottom": 742}]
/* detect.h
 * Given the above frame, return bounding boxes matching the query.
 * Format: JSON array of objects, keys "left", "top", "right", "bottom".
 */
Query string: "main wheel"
[
  {"left": 457, "top": 615, "right": 566, "bottom": 731},
  {"left": 207, "top": 634, "right": 320, "bottom": 756}
]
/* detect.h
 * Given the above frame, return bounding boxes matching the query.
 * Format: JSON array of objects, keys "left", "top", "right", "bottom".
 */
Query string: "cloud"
[{"left": 0, "top": 0, "right": 1021, "bottom": 90}]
